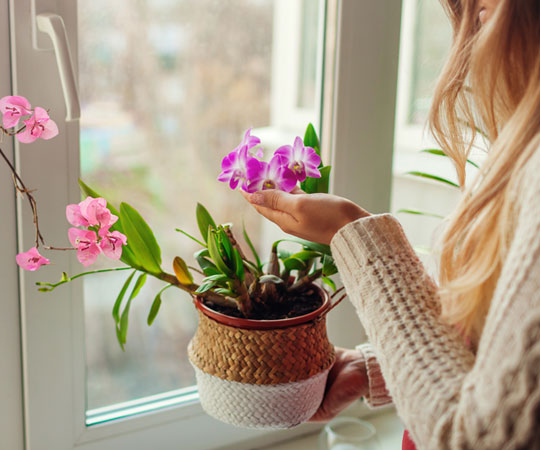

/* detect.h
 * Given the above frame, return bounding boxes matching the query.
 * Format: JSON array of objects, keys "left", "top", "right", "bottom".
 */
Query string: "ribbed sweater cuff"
[{"left": 355, "top": 343, "right": 392, "bottom": 408}]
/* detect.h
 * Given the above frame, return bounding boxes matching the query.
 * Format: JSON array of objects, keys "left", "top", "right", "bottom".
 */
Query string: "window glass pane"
[
  {"left": 297, "top": 0, "right": 319, "bottom": 109},
  {"left": 78, "top": 0, "right": 322, "bottom": 415},
  {"left": 408, "top": 0, "right": 452, "bottom": 124}
]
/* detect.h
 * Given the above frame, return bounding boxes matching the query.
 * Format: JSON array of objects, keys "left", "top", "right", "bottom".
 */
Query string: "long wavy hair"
[{"left": 429, "top": 0, "right": 540, "bottom": 344}]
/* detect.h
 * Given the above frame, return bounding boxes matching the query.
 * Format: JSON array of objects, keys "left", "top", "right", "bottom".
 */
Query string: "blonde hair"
[{"left": 429, "top": 0, "right": 540, "bottom": 343}]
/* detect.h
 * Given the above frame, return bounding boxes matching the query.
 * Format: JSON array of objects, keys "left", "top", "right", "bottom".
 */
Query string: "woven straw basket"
[{"left": 188, "top": 286, "right": 335, "bottom": 429}]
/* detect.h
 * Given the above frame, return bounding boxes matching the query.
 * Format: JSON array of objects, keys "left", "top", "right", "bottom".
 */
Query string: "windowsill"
[{"left": 258, "top": 408, "right": 404, "bottom": 450}]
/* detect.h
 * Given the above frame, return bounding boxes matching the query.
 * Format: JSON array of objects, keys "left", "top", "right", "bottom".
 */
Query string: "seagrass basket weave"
[{"left": 188, "top": 288, "right": 336, "bottom": 429}]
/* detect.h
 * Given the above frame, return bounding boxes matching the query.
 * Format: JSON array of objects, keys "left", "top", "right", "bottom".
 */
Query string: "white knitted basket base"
[{"left": 191, "top": 363, "right": 332, "bottom": 429}]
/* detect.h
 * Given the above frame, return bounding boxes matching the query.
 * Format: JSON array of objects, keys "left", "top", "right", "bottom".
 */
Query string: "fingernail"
[{"left": 250, "top": 193, "right": 264, "bottom": 205}]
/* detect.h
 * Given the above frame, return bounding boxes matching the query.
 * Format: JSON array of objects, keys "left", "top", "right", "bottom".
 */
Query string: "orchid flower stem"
[
  {"left": 37, "top": 266, "right": 133, "bottom": 291},
  {"left": 0, "top": 143, "right": 45, "bottom": 248}
]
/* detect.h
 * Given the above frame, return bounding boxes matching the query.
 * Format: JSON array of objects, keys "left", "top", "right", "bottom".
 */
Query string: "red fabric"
[{"left": 402, "top": 430, "right": 416, "bottom": 450}]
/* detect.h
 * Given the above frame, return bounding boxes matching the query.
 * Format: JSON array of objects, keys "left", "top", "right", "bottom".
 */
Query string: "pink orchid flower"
[
  {"left": 0, "top": 95, "right": 32, "bottom": 129},
  {"left": 236, "top": 127, "right": 261, "bottom": 152},
  {"left": 15, "top": 247, "right": 51, "bottom": 271},
  {"left": 245, "top": 154, "right": 297, "bottom": 193},
  {"left": 99, "top": 228, "right": 128, "bottom": 260},
  {"left": 17, "top": 107, "right": 59, "bottom": 144},
  {"left": 68, "top": 228, "right": 102, "bottom": 267},
  {"left": 218, "top": 146, "right": 255, "bottom": 190},
  {"left": 275, "top": 136, "right": 321, "bottom": 182},
  {"left": 66, "top": 197, "right": 118, "bottom": 229}
]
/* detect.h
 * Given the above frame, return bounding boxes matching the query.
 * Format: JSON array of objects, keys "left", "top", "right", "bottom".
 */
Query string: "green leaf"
[
  {"left": 243, "top": 222, "right": 261, "bottom": 269},
  {"left": 195, "top": 281, "right": 216, "bottom": 294},
  {"left": 259, "top": 274, "right": 284, "bottom": 284},
  {"left": 112, "top": 270, "right": 136, "bottom": 324},
  {"left": 207, "top": 230, "right": 233, "bottom": 276},
  {"left": 283, "top": 257, "right": 307, "bottom": 271},
  {"left": 321, "top": 276, "right": 337, "bottom": 291},
  {"left": 303, "top": 123, "right": 321, "bottom": 159},
  {"left": 396, "top": 209, "right": 444, "bottom": 219},
  {"left": 322, "top": 254, "right": 338, "bottom": 277},
  {"left": 279, "top": 237, "right": 332, "bottom": 256},
  {"left": 214, "top": 288, "right": 235, "bottom": 296},
  {"left": 173, "top": 256, "right": 194, "bottom": 285},
  {"left": 289, "top": 250, "right": 321, "bottom": 262},
  {"left": 405, "top": 171, "right": 460, "bottom": 188},
  {"left": 119, "top": 273, "right": 147, "bottom": 345},
  {"left": 147, "top": 294, "right": 162, "bottom": 327},
  {"left": 218, "top": 227, "right": 234, "bottom": 263},
  {"left": 78, "top": 179, "right": 139, "bottom": 268},
  {"left": 233, "top": 248, "right": 245, "bottom": 282},
  {"left": 120, "top": 202, "right": 163, "bottom": 275},
  {"left": 196, "top": 203, "right": 217, "bottom": 243},
  {"left": 203, "top": 273, "right": 229, "bottom": 283},
  {"left": 301, "top": 165, "right": 331, "bottom": 194},
  {"left": 420, "top": 149, "right": 480, "bottom": 169},
  {"left": 175, "top": 228, "right": 206, "bottom": 247}
]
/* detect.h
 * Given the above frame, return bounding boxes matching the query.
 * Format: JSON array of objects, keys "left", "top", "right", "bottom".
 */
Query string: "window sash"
[{"left": 11, "top": 0, "right": 403, "bottom": 448}]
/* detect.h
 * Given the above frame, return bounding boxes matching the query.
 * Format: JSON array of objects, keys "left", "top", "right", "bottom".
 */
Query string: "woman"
[{"left": 244, "top": 0, "right": 540, "bottom": 448}]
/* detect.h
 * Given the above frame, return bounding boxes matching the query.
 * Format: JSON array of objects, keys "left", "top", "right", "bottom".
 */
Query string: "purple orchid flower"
[
  {"left": 218, "top": 145, "right": 254, "bottom": 190},
  {"left": 275, "top": 136, "right": 321, "bottom": 182},
  {"left": 245, "top": 154, "right": 297, "bottom": 193},
  {"left": 218, "top": 128, "right": 265, "bottom": 190}
]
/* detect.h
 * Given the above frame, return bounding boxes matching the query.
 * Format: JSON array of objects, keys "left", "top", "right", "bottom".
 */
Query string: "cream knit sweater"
[{"left": 330, "top": 154, "right": 540, "bottom": 449}]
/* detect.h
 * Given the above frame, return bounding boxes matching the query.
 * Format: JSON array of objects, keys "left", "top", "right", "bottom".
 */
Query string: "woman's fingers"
[{"left": 245, "top": 189, "right": 298, "bottom": 212}]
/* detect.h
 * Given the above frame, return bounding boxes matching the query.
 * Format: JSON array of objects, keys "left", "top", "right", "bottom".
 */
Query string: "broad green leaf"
[
  {"left": 218, "top": 227, "right": 234, "bottom": 263},
  {"left": 112, "top": 270, "right": 136, "bottom": 324},
  {"left": 119, "top": 273, "right": 147, "bottom": 345},
  {"left": 195, "top": 249, "right": 220, "bottom": 276},
  {"left": 243, "top": 222, "right": 261, "bottom": 269},
  {"left": 196, "top": 203, "right": 217, "bottom": 243},
  {"left": 289, "top": 250, "right": 320, "bottom": 262},
  {"left": 173, "top": 256, "right": 194, "bottom": 285},
  {"left": 203, "top": 273, "right": 229, "bottom": 283},
  {"left": 275, "top": 237, "right": 331, "bottom": 256},
  {"left": 120, "top": 202, "right": 162, "bottom": 275},
  {"left": 405, "top": 171, "right": 459, "bottom": 188},
  {"left": 322, "top": 254, "right": 338, "bottom": 277},
  {"left": 321, "top": 276, "right": 337, "bottom": 291},
  {"left": 302, "top": 165, "right": 331, "bottom": 194},
  {"left": 420, "top": 149, "right": 480, "bottom": 169},
  {"left": 207, "top": 230, "right": 233, "bottom": 276},
  {"left": 233, "top": 248, "right": 245, "bottom": 282},
  {"left": 283, "top": 257, "right": 307, "bottom": 271},
  {"left": 78, "top": 179, "right": 139, "bottom": 268},
  {"left": 303, "top": 123, "right": 321, "bottom": 159},
  {"left": 175, "top": 228, "right": 206, "bottom": 247},
  {"left": 396, "top": 209, "right": 444, "bottom": 219},
  {"left": 195, "top": 281, "right": 216, "bottom": 294}
]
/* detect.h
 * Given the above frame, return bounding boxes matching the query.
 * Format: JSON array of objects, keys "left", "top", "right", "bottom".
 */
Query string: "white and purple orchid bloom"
[
  {"left": 218, "top": 145, "right": 254, "bottom": 190},
  {"left": 65, "top": 196, "right": 127, "bottom": 267},
  {"left": 15, "top": 247, "right": 50, "bottom": 271},
  {"left": 17, "top": 107, "right": 59, "bottom": 144},
  {"left": 274, "top": 136, "right": 321, "bottom": 182},
  {"left": 0, "top": 95, "right": 32, "bottom": 129},
  {"left": 245, "top": 155, "right": 297, "bottom": 193},
  {"left": 219, "top": 129, "right": 322, "bottom": 193}
]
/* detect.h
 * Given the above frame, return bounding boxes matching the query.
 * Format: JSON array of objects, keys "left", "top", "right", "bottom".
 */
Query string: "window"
[{"left": 9, "top": 1, "right": 405, "bottom": 448}]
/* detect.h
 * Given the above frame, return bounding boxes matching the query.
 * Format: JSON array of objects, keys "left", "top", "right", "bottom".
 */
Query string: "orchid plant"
[{"left": 2, "top": 95, "right": 343, "bottom": 349}]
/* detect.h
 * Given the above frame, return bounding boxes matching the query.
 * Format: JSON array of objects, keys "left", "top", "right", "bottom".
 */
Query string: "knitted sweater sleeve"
[{"left": 330, "top": 171, "right": 540, "bottom": 448}]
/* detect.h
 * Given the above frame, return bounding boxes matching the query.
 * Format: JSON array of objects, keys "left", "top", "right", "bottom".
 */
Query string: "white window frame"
[
  {"left": 7, "top": 0, "right": 403, "bottom": 449},
  {"left": 0, "top": 2, "right": 24, "bottom": 448}
]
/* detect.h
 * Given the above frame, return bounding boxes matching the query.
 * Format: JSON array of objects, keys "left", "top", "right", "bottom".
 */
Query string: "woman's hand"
[
  {"left": 310, "top": 347, "right": 369, "bottom": 422},
  {"left": 242, "top": 188, "right": 369, "bottom": 245}
]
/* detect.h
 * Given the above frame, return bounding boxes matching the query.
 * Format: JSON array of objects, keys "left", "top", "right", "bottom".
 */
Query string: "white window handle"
[{"left": 36, "top": 13, "right": 80, "bottom": 121}]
